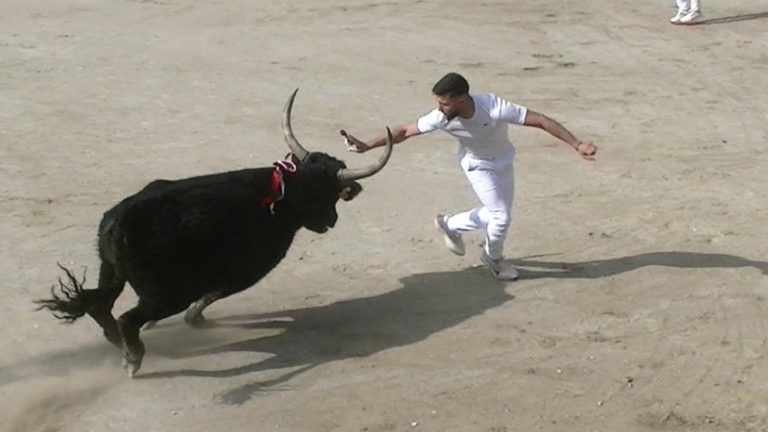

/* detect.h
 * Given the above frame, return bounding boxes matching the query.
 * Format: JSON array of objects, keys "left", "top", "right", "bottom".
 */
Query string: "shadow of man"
[
  {"left": 698, "top": 11, "right": 768, "bottom": 25},
  {"left": 512, "top": 251, "right": 768, "bottom": 280},
  {"left": 138, "top": 267, "right": 512, "bottom": 404}
]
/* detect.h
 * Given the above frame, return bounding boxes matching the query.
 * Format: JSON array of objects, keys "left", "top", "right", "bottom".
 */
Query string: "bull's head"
[{"left": 281, "top": 89, "right": 393, "bottom": 233}]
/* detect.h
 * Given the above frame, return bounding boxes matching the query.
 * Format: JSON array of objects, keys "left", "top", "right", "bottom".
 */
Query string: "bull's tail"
[{"left": 34, "top": 263, "right": 98, "bottom": 323}]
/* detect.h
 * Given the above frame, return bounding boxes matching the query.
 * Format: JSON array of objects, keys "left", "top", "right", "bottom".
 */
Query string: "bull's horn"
[
  {"left": 337, "top": 127, "right": 393, "bottom": 182},
  {"left": 282, "top": 88, "right": 310, "bottom": 161}
]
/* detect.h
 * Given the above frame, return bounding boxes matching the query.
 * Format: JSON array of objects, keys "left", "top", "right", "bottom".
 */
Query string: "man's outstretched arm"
[
  {"left": 524, "top": 111, "right": 597, "bottom": 160},
  {"left": 343, "top": 122, "right": 423, "bottom": 153}
]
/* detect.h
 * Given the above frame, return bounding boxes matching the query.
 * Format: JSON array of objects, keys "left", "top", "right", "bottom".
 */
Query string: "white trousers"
[
  {"left": 445, "top": 154, "right": 515, "bottom": 260},
  {"left": 675, "top": 0, "right": 700, "bottom": 11}
]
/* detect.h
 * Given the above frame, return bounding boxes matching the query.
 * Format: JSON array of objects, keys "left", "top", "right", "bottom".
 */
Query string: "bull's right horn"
[
  {"left": 282, "top": 88, "right": 310, "bottom": 161},
  {"left": 337, "top": 127, "right": 393, "bottom": 182}
]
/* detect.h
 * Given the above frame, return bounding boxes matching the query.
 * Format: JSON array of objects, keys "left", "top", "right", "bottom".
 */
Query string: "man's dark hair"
[{"left": 431, "top": 72, "right": 470, "bottom": 97}]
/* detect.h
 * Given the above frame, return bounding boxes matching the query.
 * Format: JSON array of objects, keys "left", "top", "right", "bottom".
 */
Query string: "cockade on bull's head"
[
  {"left": 34, "top": 89, "right": 393, "bottom": 377},
  {"left": 260, "top": 159, "right": 297, "bottom": 215}
]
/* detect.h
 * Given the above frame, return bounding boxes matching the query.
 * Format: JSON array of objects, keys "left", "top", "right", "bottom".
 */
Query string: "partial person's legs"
[
  {"left": 445, "top": 161, "right": 518, "bottom": 280},
  {"left": 675, "top": 0, "right": 690, "bottom": 11},
  {"left": 671, "top": 0, "right": 690, "bottom": 23},
  {"left": 446, "top": 163, "right": 515, "bottom": 259},
  {"left": 434, "top": 213, "right": 465, "bottom": 255},
  {"left": 690, "top": 0, "right": 700, "bottom": 12},
  {"left": 448, "top": 162, "right": 514, "bottom": 258},
  {"left": 680, "top": 0, "right": 701, "bottom": 23}
]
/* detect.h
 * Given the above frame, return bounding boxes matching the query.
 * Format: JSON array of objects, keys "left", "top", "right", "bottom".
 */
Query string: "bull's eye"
[{"left": 339, "top": 186, "right": 354, "bottom": 201}]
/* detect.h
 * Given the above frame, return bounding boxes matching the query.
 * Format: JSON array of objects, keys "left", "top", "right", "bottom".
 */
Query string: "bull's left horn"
[
  {"left": 282, "top": 88, "right": 310, "bottom": 161},
  {"left": 337, "top": 127, "right": 393, "bottom": 181}
]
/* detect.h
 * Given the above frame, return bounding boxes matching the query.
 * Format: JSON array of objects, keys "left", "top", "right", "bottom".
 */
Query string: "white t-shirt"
[{"left": 416, "top": 93, "right": 528, "bottom": 162}]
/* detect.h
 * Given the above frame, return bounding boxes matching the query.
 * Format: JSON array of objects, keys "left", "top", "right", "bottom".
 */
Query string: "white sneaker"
[
  {"left": 679, "top": 10, "right": 702, "bottom": 24},
  {"left": 480, "top": 250, "right": 519, "bottom": 281},
  {"left": 434, "top": 214, "right": 465, "bottom": 256},
  {"left": 670, "top": 8, "right": 688, "bottom": 24}
]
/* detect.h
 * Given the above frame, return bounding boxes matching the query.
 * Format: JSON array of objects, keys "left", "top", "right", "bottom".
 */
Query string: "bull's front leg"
[
  {"left": 184, "top": 291, "right": 223, "bottom": 328},
  {"left": 141, "top": 291, "right": 223, "bottom": 330}
]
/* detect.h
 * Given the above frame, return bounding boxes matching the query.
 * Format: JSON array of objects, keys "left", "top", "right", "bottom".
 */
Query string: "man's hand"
[
  {"left": 340, "top": 129, "right": 371, "bottom": 153},
  {"left": 576, "top": 141, "right": 597, "bottom": 161}
]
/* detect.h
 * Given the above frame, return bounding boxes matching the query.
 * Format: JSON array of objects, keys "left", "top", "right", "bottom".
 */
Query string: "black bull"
[{"left": 35, "top": 90, "right": 393, "bottom": 376}]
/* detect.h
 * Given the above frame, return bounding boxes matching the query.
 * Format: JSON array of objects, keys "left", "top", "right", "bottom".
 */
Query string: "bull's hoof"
[
  {"left": 122, "top": 356, "right": 142, "bottom": 378},
  {"left": 123, "top": 363, "right": 138, "bottom": 378},
  {"left": 122, "top": 345, "right": 145, "bottom": 378},
  {"left": 184, "top": 311, "right": 213, "bottom": 329}
]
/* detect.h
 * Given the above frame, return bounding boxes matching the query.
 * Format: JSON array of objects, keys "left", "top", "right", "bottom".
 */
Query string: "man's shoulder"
[
  {"left": 418, "top": 107, "right": 445, "bottom": 123},
  {"left": 473, "top": 92, "right": 506, "bottom": 108},
  {"left": 475, "top": 92, "right": 525, "bottom": 110},
  {"left": 416, "top": 107, "right": 446, "bottom": 132}
]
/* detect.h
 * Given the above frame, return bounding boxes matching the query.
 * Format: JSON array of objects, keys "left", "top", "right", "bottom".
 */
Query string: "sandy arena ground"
[{"left": 1, "top": 1, "right": 767, "bottom": 431}]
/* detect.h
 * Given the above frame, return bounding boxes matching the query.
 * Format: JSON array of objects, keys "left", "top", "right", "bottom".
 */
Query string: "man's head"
[{"left": 431, "top": 72, "right": 471, "bottom": 121}]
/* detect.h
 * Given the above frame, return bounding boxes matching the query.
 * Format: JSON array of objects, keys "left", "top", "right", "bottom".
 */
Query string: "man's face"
[{"left": 434, "top": 94, "right": 466, "bottom": 121}]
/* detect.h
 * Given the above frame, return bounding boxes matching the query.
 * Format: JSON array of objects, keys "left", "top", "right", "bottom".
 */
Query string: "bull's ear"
[
  {"left": 285, "top": 152, "right": 301, "bottom": 165},
  {"left": 339, "top": 186, "right": 355, "bottom": 201}
]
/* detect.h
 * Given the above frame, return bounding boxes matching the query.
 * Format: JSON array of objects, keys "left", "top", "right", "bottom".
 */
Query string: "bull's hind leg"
[
  {"left": 117, "top": 299, "right": 188, "bottom": 377},
  {"left": 184, "top": 291, "right": 223, "bottom": 328},
  {"left": 91, "top": 217, "right": 127, "bottom": 347},
  {"left": 35, "top": 262, "right": 125, "bottom": 348},
  {"left": 89, "top": 261, "right": 126, "bottom": 347}
]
